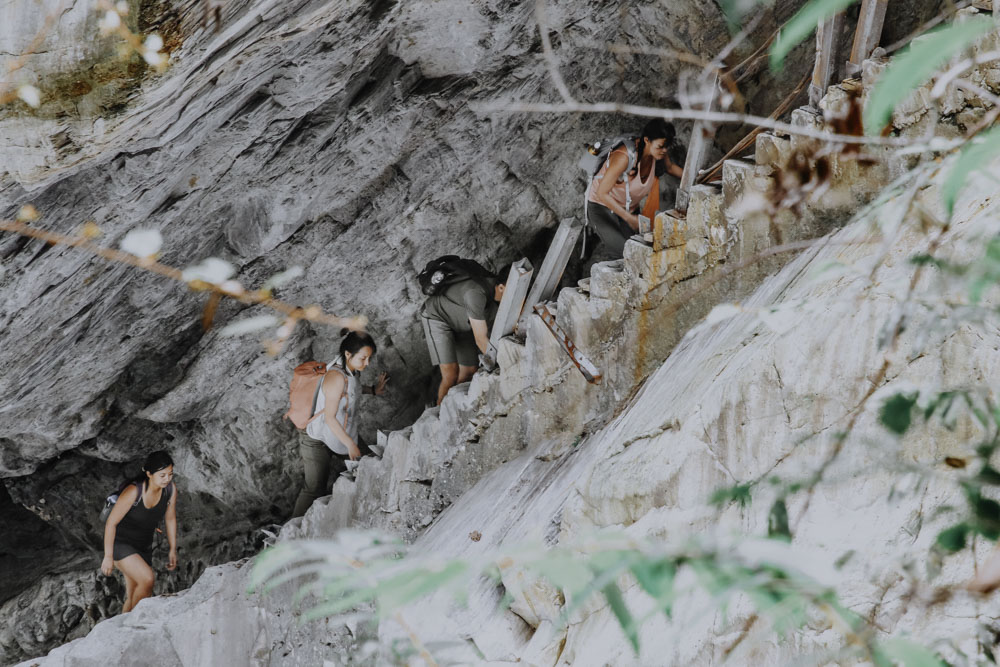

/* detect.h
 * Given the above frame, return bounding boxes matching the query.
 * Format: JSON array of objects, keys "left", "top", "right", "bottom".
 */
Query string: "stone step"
[
  {"left": 754, "top": 131, "right": 791, "bottom": 172},
  {"left": 721, "top": 157, "right": 756, "bottom": 224}
]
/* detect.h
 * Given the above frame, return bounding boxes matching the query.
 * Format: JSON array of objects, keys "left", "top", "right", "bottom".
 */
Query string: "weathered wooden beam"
[
  {"left": 675, "top": 73, "right": 720, "bottom": 214},
  {"left": 809, "top": 12, "right": 846, "bottom": 107},
  {"left": 533, "top": 304, "right": 601, "bottom": 384},
  {"left": 488, "top": 257, "right": 533, "bottom": 361},
  {"left": 523, "top": 217, "right": 583, "bottom": 311},
  {"left": 847, "top": 0, "right": 888, "bottom": 77}
]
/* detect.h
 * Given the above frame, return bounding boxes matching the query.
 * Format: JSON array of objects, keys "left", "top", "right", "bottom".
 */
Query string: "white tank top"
[{"left": 305, "top": 357, "right": 360, "bottom": 455}]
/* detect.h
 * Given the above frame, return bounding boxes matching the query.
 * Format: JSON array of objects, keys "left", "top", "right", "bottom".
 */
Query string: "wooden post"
[
  {"left": 809, "top": 12, "right": 846, "bottom": 107},
  {"left": 846, "top": 0, "right": 888, "bottom": 77},
  {"left": 675, "top": 73, "right": 720, "bottom": 214},
  {"left": 523, "top": 217, "right": 583, "bottom": 311},
  {"left": 488, "top": 258, "right": 533, "bottom": 361}
]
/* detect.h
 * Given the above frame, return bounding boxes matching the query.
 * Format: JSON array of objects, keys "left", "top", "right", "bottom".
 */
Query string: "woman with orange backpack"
[
  {"left": 292, "top": 330, "right": 388, "bottom": 518},
  {"left": 586, "top": 118, "right": 684, "bottom": 256}
]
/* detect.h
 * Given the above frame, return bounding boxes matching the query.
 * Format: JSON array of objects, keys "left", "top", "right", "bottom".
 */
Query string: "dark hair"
[
  {"left": 641, "top": 118, "right": 677, "bottom": 177},
  {"left": 339, "top": 329, "right": 377, "bottom": 357},
  {"left": 641, "top": 118, "right": 676, "bottom": 145},
  {"left": 143, "top": 450, "right": 174, "bottom": 474},
  {"left": 494, "top": 263, "right": 514, "bottom": 286},
  {"left": 129, "top": 450, "right": 173, "bottom": 487}
]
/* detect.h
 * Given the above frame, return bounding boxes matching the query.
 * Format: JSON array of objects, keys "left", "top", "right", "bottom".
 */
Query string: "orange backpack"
[{"left": 284, "top": 361, "right": 329, "bottom": 429}]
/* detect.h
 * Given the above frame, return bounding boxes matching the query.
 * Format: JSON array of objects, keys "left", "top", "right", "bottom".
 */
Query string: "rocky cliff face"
[
  {"left": 18, "top": 62, "right": 1000, "bottom": 662},
  {"left": 0, "top": 0, "right": 950, "bottom": 663}
]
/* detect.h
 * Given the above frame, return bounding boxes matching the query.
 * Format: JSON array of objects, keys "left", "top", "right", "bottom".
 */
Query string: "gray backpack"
[{"left": 579, "top": 136, "right": 639, "bottom": 211}]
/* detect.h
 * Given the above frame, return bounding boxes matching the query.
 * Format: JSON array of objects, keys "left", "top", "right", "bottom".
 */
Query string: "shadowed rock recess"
[{"left": 1, "top": 0, "right": 953, "bottom": 663}]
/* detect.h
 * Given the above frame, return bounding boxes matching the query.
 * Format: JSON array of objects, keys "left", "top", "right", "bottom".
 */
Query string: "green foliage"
[
  {"left": 770, "top": 0, "right": 858, "bottom": 70},
  {"left": 710, "top": 482, "right": 754, "bottom": 507},
  {"left": 601, "top": 582, "right": 639, "bottom": 652},
  {"left": 253, "top": 530, "right": 858, "bottom": 661},
  {"left": 768, "top": 499, "right": 791, "bottom": 541},
  {"left": 935, "top": 522, "right": 969, "bottom": 552},
  {"left": 873, "top": 638, "right": 946, "bottom": 667},
  {"left": 944, "top": 127, "right": 1000, "bottom": 216},
  {"left": 864, "top": 17, "right": 994, "bottom": 135},
  {"left": 880, "top": 392, "right": 918, "bottom": 435}
]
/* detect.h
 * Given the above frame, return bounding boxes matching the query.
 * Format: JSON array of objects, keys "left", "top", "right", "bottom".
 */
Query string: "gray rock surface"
[{"left": 0, "top": 0, "right": 948, "bottom": 662}]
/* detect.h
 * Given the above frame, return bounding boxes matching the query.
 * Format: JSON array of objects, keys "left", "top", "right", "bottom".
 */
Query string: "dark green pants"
[{"left": 292, "top": 436, "right": 346, "bottom": 518}]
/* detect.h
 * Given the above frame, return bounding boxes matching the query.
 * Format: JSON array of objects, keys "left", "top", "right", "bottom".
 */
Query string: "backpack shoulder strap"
[{"left": 131, "top": 481, "right": 144, "bottom": 508}]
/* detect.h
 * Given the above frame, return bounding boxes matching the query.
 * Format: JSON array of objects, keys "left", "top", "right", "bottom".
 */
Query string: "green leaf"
[
  {"left": 936, "top": 523, "right": 969, "bottom": 552},
  {"left": 977, "top": 466, "right": 1000, "bottom": 486},
  {"left": 873, "top": 637, "right": 946, "bottom": 667},
  {"left": 768, "top": 499, "right": 792, "bottom": 541},
  {"left": 864, "top": 17, "right": 994, "bottom": 135},
  {"left": 709, "top": 483, "right": 753, "bottom": 507},
  {"left": 973, "top": 497, "right": 1000, "bottom": 539},
  {"left": 770, "top": 0, "right": 858, "bottom": 70},
  {"left": 880, "top": 393, "right": 918, "bottom": 435},
  {"left": 943, "top": 127, "right": 1000, "bottom": 216},
  {"left": 629, "top": 559, "right": 677, "bottom": 616},
  {"left": 601, "top": 582, "right": 640, "bottom": 653},
  {"left": 376, "top": 563, "right": 469, "bottom": 614}
]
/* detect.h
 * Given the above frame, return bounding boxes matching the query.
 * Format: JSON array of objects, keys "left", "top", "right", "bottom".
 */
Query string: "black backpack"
[{"left": 417, "top": 256, "right": 494, "bottom": 297}]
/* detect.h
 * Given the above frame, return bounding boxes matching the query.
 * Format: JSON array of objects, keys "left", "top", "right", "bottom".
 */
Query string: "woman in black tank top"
[{"left": 101, "top": 450, "right": 180, "bottom": 613}]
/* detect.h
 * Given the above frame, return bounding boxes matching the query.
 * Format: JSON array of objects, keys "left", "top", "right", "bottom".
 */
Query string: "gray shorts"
[{"left": 421, "top": 316, "right": 478, "bottom": 367}]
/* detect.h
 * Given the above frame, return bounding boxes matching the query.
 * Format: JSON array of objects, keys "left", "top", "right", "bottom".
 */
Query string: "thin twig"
[
  {"left": 393, "top": 612, "right": 440, "bottom": 666},
  {"left": 534, "top": 0, "right": 574, "bottom": 105},
  {"left": 477, "top": 99, "right": 934, "bottom": 148}
]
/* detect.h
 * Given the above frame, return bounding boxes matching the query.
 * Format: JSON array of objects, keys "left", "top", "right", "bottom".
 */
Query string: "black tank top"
[{"left": 115, "top": 482, "right": 172, "bottom": 552}]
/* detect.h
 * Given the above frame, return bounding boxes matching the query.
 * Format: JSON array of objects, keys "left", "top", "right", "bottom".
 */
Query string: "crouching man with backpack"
[
  {"left": 289, "top": 330, "right": 388, "bottom": 518},
  {"left": 418, "top": 257, "right": 509, "bottom": 405}
]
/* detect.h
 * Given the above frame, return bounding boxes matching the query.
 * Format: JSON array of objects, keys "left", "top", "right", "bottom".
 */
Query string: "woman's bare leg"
[
  {"left": 121, "top": 571, "right": 137, "bottom": 613},
  {"left": 115, "top": 554, "right": 154, "bottom": 612}
]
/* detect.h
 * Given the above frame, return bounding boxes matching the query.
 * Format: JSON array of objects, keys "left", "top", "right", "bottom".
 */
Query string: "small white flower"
[
  {"left": 219, "top": 279, "right": 244, "bottom": 295},
  {"left": 218, "top": 315, "right": 281, "bottom": 337},
  {"left": 115, "top": 1, "right": 129, "bottom": 15},
  {"left": 143, "top": 50, "right": 165, "bottom": 67},
  {"left": 17, "top": 85, "right": 41, "bottom": 108},
  {"left": 120, "top": 229, "right": 163, "bottom": 257},
  {"left": 261, "top": 265, "right": 304, "bottom": 292},
  {"left": 98, "top": 10, "right": 121, "bottom": 33},
  {"left": 182, "top": 257, "right": 236, "bottom": 284},
  {"left": 144, "top": 33, "right": 164, "bottom": 52}
]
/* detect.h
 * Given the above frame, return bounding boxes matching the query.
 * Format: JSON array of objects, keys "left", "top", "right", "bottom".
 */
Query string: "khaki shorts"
[{"left": 421, "top": 316, "right": 479, "bottom": 367}]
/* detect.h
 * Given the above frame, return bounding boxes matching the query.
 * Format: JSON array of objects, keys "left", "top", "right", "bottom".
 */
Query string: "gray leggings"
[
  {"left": 587, "top": 202, "right": 635, "bottom": 256},
  {"left": 292, "top": 436, "right": 347, "bottom": 518}
]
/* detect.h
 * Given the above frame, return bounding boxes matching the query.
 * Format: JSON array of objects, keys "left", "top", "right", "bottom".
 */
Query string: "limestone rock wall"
[{"left": 0, "top": 0, "right": 951, "bottom": 662}]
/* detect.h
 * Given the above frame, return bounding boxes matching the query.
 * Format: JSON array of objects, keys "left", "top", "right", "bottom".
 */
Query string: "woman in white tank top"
[
  {"left": 292, "top": 330, "right": 389, "bottom": 518},
  {"left": 586, "top": 119, "right": 684, "bottom": 256}
]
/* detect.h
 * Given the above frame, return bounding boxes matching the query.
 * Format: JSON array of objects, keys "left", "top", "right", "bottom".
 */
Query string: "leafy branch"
[{"left": 0, "top": 215, "right": 366, "bottom": 353}]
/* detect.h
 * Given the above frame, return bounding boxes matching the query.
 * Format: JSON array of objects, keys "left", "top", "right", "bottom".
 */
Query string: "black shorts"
[{"left": 113, "top": 540, "right": 152, "bottom": 566}]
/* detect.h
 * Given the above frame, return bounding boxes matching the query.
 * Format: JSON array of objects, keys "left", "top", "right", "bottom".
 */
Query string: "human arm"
[
  {"left": 322, "top": 372, "right": 361, "bottom": 460},
  {"left": 593, "top": 151, "right": 640, "bottom": 230},
  {"left": 101, "top": 484, "right": 138, "bottom": 575},
  {"left": 165, "top": 485, "right": 178, "bottom": 571},
  {"left": 363, "top": 372, "right": 389, "bottom": 396},
  {"left": 665, "top": 155, "right": 683, "bottom": 179},
  {"left": 469, "top": 318, "right": 490, "bottom": 355}
]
